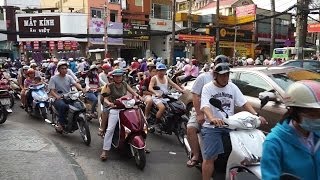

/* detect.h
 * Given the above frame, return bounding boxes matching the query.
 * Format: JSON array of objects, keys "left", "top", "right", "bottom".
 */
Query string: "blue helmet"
[
  {"left": 111, "top": 69, "right": 124, "bottom": 76},
  {"left": 156, "top": 63, "right": 167, "bottom": 70}
]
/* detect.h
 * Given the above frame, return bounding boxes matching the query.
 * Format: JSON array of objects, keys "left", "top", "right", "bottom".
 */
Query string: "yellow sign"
[
  {"left": 219, "top": 41, "right": 253, "bottom": 57},
  {"left": 219, "top": 16, "right": 236, "bottom": 25},
  {"left": 236, "top": 15, "right": 255, "bottom": 24}
]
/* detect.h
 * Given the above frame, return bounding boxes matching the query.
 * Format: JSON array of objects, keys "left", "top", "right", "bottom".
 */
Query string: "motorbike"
[
  {"left": 27, "top": 84, "right": 49, "bottom": 121},
  {"left": 183, "top": 96, "right": 270, "bottom": 180},
  {"left": 111, "top": 95, "right": 148, "bottom": 170},
  {"left": 0, "top": 78, "right": 15, "bottom": 108},
  {"left": 46, "top": 90, "right": 91, "bottom": 146},
  {"left": 147, "top": 86, "right": 189, "bottom": 146},
  {"left": 9, "top": 78, "right": 21, "bottom": 99}
]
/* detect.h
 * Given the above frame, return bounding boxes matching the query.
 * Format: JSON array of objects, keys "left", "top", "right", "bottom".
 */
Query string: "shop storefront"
[
  {"left": 149, "top": 18, "right": 172, "bottom": 59},
  {"left": 122, "top": 23, "right": 150, "bottom": 62},
  {"left": 16, "top": 13, "right": 88, "bottom": 62}
]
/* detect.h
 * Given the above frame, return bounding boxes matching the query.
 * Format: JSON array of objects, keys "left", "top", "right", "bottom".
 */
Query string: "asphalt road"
[{"left": 8, "top": 103, "right": 203, "bottom": 180}]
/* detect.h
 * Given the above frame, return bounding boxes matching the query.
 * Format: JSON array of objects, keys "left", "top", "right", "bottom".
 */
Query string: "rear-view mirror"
[{"left": 259, "top": 91, "right": 277, "bottom": 109}]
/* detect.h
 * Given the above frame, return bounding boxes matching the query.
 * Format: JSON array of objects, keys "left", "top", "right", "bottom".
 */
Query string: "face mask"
[{"left": 300, "top": 117, "right": 320, "bottom": 132}]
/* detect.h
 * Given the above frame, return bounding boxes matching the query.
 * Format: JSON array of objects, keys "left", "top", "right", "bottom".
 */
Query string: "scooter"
[
  {"left": 0, "top": 78, "right": 13, "bottom": 114},
  {"left": 147, "top": 86, "right": 189, "bottom": 146},
  {"left": 0, "top": 78, "right": 14, "bottom": 108},
  {"left": 183, "top": 96, "right": 269, "bottom": 180},
  {"left": 111, "top": 95, "right": 148, "bottom": 170},
  {"left": 47, "top": 90, "right": 91, "bottom": 146},
  {"left": 9, "top": 78, "right": 21, "bottom": 99},
  {"left": 27, "top": 84, "right": 49, "bottom": 121}
]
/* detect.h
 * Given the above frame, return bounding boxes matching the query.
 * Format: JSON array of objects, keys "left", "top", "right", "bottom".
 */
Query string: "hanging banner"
[
  {"left": 57, "top": 41, "right": 64, "bottom": 50},
  {"left": 26, "top": 41, "right": 32, "bottom": 50},
  {"left": 64, "top": 41, "right": 71, "bottom": 50},
  {"left": 71, "top": 41, "right": 78, "bottom": 50},
  {"left": 49, "top": 41, "right": 55, "bottom": 50},
  {"left": 33, "top": 41, "right": 39, "bottom": 50}
]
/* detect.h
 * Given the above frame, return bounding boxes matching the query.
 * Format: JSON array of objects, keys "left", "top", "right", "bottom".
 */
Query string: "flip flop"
[
  {"left": 100, "top": 153, "right": 108, "bottom": 161},
  {"left": 186, "top": 159, "right": 200, "bottom": 168}
]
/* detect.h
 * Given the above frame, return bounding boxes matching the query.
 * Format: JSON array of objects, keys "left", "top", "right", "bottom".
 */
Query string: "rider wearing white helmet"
[
  {"left": 54, "top": 60, "right": 78, "bottom": 82},
  {"left": 261, "top": 80, "right": 320, "bottom": 180}
]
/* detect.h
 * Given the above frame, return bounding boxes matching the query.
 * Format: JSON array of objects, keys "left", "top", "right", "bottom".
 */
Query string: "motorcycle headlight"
[
  {"left": 122, "top": 99, "right": 135, "bottom": 108},
  {"left": 70, "top": 92, "right": 79, "bottom": 100}
]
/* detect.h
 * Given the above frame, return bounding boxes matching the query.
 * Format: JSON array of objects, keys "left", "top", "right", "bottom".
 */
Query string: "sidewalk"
[{"left": 0, "top": 121, "right": 83, "bottom": 180}]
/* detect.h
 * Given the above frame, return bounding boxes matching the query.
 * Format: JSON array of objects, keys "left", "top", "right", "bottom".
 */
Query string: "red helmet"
[
  {"left": 27, "top": 69, "right": 35, "bottom": 75},
  {"left": 102, "top": 64, "right": 111, "bottom": 70},
  {"left": 191, "top": 59, "right": 198, "bottom": 65}
]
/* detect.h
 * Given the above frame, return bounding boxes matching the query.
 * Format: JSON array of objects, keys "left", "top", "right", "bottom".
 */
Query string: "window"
[
  {"left": 304, "top": 61, "right": 320, "bottom": 70},
  {"left": 283, "top": 61, "right": 302, "bottom": 68},
  {"left": 110, "top": 10, "right": 118, "bottom": 22},
  {"left": 109, "top": 0, "right": 119, "bottom": 3},
  {"left": 152, "top": 3, "right": 171, "bottom": 20},
  {"left": 91, "top": 9, "right": 102, "bottom": 18},
  {"left": 135, "top": 0, "right": 142, "bottom": 6},
  {"left": 236, "top": 73, "right": 273, "bottom": 98}
]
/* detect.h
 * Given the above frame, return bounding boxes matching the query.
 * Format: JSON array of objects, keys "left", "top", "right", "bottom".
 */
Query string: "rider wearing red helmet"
[{"left": 99, "top": 63, "right": 113, "bottom": 86}]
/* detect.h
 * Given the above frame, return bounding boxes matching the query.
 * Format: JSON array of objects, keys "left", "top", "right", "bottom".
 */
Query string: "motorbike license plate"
[{"left": 0, "top": 98, "right": 10, "bottom": 105}]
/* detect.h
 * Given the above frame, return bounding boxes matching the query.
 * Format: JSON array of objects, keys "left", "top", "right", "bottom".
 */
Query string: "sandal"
[
  {"left": 98, "top": 128, "right": 105, "bottom": 138},
  {"left": 100, "top": 151, "right": 108, "bottom": 161},
  {"left": 186, "top": 158, "right": 200, "bottom": 168}
]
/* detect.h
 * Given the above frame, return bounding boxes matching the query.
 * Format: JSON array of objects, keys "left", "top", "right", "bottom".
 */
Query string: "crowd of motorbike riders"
[{"left": 1, "top": 54, "right": 319, "bottom": 180}]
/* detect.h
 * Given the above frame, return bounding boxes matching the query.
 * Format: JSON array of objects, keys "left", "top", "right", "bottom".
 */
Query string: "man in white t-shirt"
[{"left": 200, "top": 63, "right": 266, "bottom": 180}]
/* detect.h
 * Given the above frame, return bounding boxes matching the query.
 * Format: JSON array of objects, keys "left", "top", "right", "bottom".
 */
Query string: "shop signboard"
[
  {"left": 149, "top": 18, "right": 172, "bottom": 32},
  {"left": 308, "top": 23, "right": 320, "bottom": 33},
  {"left": 71, "top": 41, "right": 78, "bottom": 50},
  {"left": 236, "top": 4, "right": 256, "bottom": 17},
  {"left": 210, "top": 28, "right": 253, "bottom": 42},
  {"left": 178, "top": 34, "right": 214, "bottom": 42},
  {"left": 237, "top": 15, "right": 255, "bottom": 24},
  {"left": 17, "top": 16, "right": 61, "bottom": 38},
  {"left": 89, "top": 18, "right": 124, "bottom": 45},
  {"left": 123, "top": 23, "right": 149, "bottom": 40}
]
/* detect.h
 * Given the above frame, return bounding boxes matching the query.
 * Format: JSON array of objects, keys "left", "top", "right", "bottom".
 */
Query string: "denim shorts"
[{"left": 201, "top": 127, "right": 231, "bottom": 160}]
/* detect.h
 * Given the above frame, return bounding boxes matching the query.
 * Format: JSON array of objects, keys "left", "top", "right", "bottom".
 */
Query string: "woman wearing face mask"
[
  {"left": 85, "top": 65, "right": 100, "bottom": 118},
  {"left": 261, "top": 80, "right": 320, "bottom": 180}
]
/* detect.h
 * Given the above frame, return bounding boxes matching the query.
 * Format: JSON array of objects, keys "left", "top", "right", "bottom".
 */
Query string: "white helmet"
[
  {"left": 138, "top": 59, "right": 143, "bottom": 63},
  {"left": 68, "top": 58, "right": 74, "bottom": 61},
  {"left": 57, "top": 61, "right": 68, "bottom": 69},
  {"left": 284, "top": 80, "right": 320, "bottom": 109},
  {"left": 185, "top": 58, "right": 190, "bottom": 64},
  {"left": 114, "top": 60, "right": 120, "bottom": 64},
  {"left": 89, "top": 64, "right": 97, "bottom": 71}
]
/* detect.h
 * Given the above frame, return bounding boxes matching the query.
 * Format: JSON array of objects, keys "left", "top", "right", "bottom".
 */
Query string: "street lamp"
[{"left": 233, "top": 26, "right": 240, "bottom": 63}]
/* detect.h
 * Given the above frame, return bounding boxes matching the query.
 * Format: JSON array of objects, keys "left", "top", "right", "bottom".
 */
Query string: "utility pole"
[
  {"left": 270, "top": 0, "right": 275, "bottom": 57},
  {"left": 187, "top": 0, "right": 193, "bottom": 59},
  {"left": 215, "top": 0, "right": 220, "bottom": 56},
  {"left": 295, "top": 0, "right": 310, "bottom": 59},
  {"left": 104, "top": 2, "right": 109, "bottom": 58},
  {"left": 169, "top": 0, "right": 176, "bottom": 65}
]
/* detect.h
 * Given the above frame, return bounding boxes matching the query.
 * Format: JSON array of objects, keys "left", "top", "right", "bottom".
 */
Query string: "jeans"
[
  {"left": 86, "top": 92, "right": 98, "bottom": 113},
  {"left": 53, "top": 99, "right": 69, "bottom": 125},
  {"left": 103, "top": 109, "right": 120, "bottom": 150},
  {"left": 26, "top": 90, "right": 33, "bottom": 107}
]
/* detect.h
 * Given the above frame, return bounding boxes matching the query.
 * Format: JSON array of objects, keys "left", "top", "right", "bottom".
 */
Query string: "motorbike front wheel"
[
  {"left": 0, "top": 107, "right": 8, "bottom": 124},
  {"left": 77, "top": 115, "right": 91, "bottom": 146},
  {"left": 176, "top": 120, "right": 187, "bottom": 146},
  {"left": 40, "top": 107, "right": 48, "bottom": 120},
  {"left": 10, "top": 94, "right": 14, "bottom": 108},
  {"left": 133, "top": 148, "right": 146, "bottom": 170}
]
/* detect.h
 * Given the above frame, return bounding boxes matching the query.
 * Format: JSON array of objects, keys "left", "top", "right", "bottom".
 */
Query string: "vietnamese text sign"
[
  {"left": 123, "top": 23, "right": 149, "bottom": 40},
  {"left": 308, "top": 23, "right": 320, "bottom": 33},
  {"left": 236, "top": 4, "right": 256, "bottom": 17},
  {"left": 178, "top": 34, "right": 214, "bottom": 42},
  {"left": 18, "top": 16, "right": 61, "bottom": 38}
]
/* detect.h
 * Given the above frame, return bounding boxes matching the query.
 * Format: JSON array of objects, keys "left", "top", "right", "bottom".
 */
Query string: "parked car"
[
  {"left": 180, "top": 66, "right": 320, "bottom": 133},
  {"left": 280, "top": 59, "right": 320, "bottom": 73}
]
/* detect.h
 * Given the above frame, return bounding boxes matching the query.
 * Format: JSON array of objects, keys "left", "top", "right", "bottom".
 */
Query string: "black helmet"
[
  {"left": 214, "top": 55, "right": 229, "bottom": 65},
  {"left": 214, "top": 63, "right": 230, "bottom": 74}
]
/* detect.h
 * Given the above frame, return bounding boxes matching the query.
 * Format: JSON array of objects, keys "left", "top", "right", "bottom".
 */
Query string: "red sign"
[
  {"left": 71, "top": 41, "right": 78, "bottom": 50},
  {"left": 57, "top": 41, "right": 63, "bottom": 50},
  {"left": 236, "top": 4, "right": 256, "bottom": 17},
  {"left": 33, "top": 41, "right": 39, "bottom": 50},
  {"left": 49, "top": 41, "right": 55, "bottom": 50},
  {"left": 178, "top": 34, "right": 215, "bottom": 43},
  {"left": 308, "top": 23, "right": 320, "bottom": 33}
]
